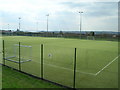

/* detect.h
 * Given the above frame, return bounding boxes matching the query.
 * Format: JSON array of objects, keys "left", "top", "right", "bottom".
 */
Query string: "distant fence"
[{"left": 2, "top": 31, "right": 119, "bottom": 41}]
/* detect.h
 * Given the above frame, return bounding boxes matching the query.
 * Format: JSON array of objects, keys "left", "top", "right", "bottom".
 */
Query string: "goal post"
[
  {"left": 87, "top": 36, "right": 95, "bottom": 40},
  {"left": 86, "top": 31, "right": 95, "bottom": 40},
  {"left": 4, "top": 43, "right": 32, "bottom": 63}
]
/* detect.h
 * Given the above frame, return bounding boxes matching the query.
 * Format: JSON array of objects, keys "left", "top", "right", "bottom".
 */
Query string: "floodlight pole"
[
  {"left": 36, "top": 21, "right": 38, "bottom": 31},
  {"left": 8, "top": 24, "right": 9, "bottom": 30},
  {"left": 79, "top": 11, "right": 83, "bottom": 39},
  {"left": 46, "top": 14, "right": 49, "bottom": 36},
  {"left": 18, "top": 17, "right": 21, "bottom": 31}
]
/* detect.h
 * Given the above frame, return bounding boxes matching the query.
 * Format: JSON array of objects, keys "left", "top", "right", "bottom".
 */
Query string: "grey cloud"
[
  {"left": 60, "top": 2, "right": 118, "bottom": 17},
  {"left": 60, "top": 2, "right": 89, "bottom": 8},
  {"left": 86, "top": 2, "right": 118, "bottom": 17}
]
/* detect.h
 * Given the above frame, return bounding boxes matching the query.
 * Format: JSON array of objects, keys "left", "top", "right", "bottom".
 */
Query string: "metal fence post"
[
  {"left": 73, "top": 48, "right": 77, "bottom": 88},
  {"left": 2, "top": 40, "right": 5, "bottom": 65},
  {"left": 41, "top": 44, "right": 44, "bottom": 79},
  {"left": 19, "top": 42, "right": 21, "bottom": 71}
]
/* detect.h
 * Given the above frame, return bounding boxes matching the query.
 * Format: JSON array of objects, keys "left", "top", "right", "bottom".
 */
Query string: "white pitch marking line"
[
  {"left": 33, "top": 60, "right": 96, "bottom": 76},
  {"left": 44, "top": 62, "right": 96, "bottom": 76},
  {"left": 95, "top": 55, "right": 120, "bottom": 76}
]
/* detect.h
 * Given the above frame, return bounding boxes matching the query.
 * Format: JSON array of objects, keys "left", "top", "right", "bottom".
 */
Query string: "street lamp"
[
  {"left": 79, "top": 11, "right": 83, "bottom": 39},
  {"left": 18, "top": 17, "right": 21, "bottom": 31}
]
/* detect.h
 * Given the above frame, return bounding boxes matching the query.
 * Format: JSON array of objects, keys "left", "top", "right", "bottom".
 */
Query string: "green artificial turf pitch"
[{"left": 2, "top": 36, "right": 118, "bottom": 88}]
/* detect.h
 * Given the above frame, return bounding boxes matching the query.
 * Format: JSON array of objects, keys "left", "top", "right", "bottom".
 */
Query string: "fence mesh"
[
  {"left": 21, "top": 42, "right": 41, "bottom": 77},
  {"left": 43, "top": 45, "right": 74, "bottom": 87},
  {"left": 4, "top": 40, "right": 19, "bottom": 69},
  {"left": 2, "top": 38, "right": 118, "bottom": 88},
  {"left": 0, "top": 37, "right": 2, "bottom": 64},
  {"left": 76, "top": 48, "right": 118, "bottom": 88}
]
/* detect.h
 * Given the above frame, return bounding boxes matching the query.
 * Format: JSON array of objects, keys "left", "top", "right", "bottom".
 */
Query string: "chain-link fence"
[
  {"left": 1, "top": 40, "right": 118, "bottom": 88},
  {"left": 0, "top": 34, "right": 2, "bottom": 89}
]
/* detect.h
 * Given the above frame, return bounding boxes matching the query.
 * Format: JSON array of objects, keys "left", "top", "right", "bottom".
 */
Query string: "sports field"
[{"left": 2, "top": 36, "right": 118, "bottom": 88}]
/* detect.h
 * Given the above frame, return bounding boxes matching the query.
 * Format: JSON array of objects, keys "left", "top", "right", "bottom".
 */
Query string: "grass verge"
[{"left": 2, "top": 65, "right": 61, "bottom": 88}]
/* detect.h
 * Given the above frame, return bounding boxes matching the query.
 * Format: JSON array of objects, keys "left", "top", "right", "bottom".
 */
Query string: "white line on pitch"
[
  {"left": 44, "top": 63, "right": 96, "bottom": 76},
  {"left": 33, "top": 60, "right": 96, "bottom": 76},
  {"left": 95, "top": 55, "right": 120, "bottom": 76}
]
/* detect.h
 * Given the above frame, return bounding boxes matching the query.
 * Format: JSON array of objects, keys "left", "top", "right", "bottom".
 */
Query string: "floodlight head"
[
  {"left": 79, "top": 11, "right": 83, "bottom": 13},
  {"left": 46, "top": 14, "right": 49, "bottom": 16}
]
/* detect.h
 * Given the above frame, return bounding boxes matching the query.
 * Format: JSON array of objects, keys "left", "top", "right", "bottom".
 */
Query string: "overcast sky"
[{"left": 0, "top": 0, "right": 119, "bottom": 32}]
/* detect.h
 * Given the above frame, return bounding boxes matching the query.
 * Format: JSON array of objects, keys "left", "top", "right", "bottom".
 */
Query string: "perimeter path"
[{"left": 95, "top": 55, "right": 120, "bottom": 76}]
